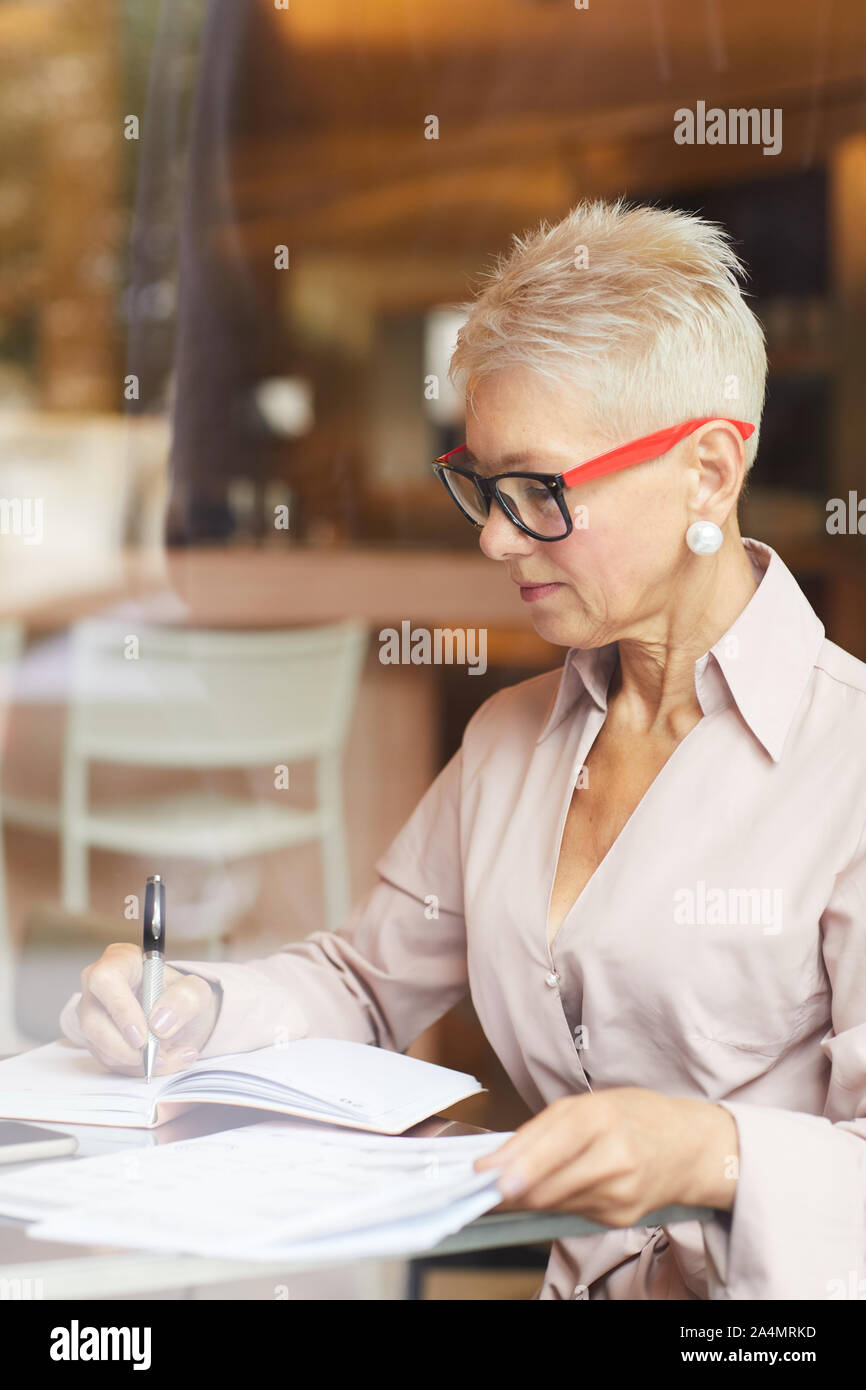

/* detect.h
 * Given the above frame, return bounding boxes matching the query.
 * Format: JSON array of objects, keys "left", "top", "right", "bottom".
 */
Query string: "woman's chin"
[
  {"left": 528, "top": 611, "right": 583, "bottom": 647},
  {"left": 529, "top": 608, "right": 594, "bottom": 649}
]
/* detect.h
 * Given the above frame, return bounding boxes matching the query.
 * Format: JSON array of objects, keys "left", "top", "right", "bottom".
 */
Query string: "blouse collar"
[{"left": 536, "top": 538, "right": 826, "bottom": 763}]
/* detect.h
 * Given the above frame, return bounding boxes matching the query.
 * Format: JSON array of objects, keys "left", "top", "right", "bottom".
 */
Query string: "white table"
[{"left": 0, "top": 1106, "right": 714, "bottom": 1299}]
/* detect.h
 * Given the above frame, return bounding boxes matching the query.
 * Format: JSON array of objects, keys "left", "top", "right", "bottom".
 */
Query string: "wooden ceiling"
[
  {"left": 270, "top": 0, "right": 866, "bottom": 121},
  {"left": 2, "top": 0, "right": 866, "bottom": 392},
  {"left": 222, "top": 0, "right": 866, "bottom": 259}
]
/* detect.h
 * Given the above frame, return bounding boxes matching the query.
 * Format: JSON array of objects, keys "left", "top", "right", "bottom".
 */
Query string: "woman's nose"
[{"left": 478, "top": 504, "right": 536, "bottom": 561}]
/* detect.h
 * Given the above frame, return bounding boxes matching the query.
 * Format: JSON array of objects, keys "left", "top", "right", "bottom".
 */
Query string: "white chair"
[
  {"left": 61, "top": 619, "right": 368, "bottom": 942},
  {"left": 0, "top": 622, "right": 23, "bottom": 1052}
]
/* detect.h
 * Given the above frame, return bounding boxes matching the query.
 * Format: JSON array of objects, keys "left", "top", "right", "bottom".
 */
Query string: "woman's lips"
[{"left": 518, "top": 582, "right": 563, "bottom": 603}]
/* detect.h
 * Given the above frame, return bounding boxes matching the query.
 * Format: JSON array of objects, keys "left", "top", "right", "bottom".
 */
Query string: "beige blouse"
[{"left": 60, "top": 537, "right": 866, "bottom": 1299}]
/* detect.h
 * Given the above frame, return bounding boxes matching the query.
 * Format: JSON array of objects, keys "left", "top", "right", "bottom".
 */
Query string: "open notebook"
[{"left": 0, "top": 1039, "right": 485, "bottom": 1133}]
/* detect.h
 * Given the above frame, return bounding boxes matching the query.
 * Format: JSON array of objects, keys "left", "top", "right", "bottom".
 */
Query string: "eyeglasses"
[{"left": 432, "top": 417, "right": 755, "bottom": 541}]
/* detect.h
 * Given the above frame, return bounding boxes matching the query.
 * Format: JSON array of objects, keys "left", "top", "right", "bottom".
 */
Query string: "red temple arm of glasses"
[
  {"left": 437, "top": 418, "right": 754, "bottom": 487},
  {"left": 560, "top": 418, "right": 755, "bottom": 486}
]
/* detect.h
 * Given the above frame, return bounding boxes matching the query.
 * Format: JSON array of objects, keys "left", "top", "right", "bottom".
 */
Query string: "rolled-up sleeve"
[
  {"left": 58, "top": 744, "right": 469, "bottom": 1060},
  {"left": 703, "top": 815, "right": 866, "bottom": 1299}
]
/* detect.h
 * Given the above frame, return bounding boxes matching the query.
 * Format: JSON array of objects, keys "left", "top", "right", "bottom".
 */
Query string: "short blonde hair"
[{"left": 449, "top": 197, "right": 766, "bottom": 470}]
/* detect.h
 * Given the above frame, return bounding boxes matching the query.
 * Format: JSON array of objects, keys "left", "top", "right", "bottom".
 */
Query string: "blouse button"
[{"left": 545, "top": 971, "right": 561, "bottom": 989}]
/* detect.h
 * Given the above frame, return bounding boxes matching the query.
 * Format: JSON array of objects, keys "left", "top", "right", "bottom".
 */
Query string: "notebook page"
[
  {"left": 165, "top": 1037, "right": 484, "bottom": 1129},
  {"left": 0, "top": 1038, "right": 483, "bottom": 1132},
  {"left": 0, "top": 1043, "right": 157, "bottom": 1127}
]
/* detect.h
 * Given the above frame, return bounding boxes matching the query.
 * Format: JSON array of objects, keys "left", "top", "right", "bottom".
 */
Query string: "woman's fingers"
[
  {"left": 76, "top": 995, "right": 145, "bottom": 1070},
  {"left": 76, "top": 995, "right": 202, "bottom": 1076},
  {"left": 475, "top": 1100, "right": 566, "bottom": 1170},
  {"left": 475, "top": 1096, "right": 603, "bottom": 1204},
  {"left": 81, "top": 943, "right": 147, "bottom": 1051},
  {"left": 145, "top": 971, "right": 217, "bottom": 1048},
  {"left": 73, "top": 943, "right": 218, "bottom": 1074}
]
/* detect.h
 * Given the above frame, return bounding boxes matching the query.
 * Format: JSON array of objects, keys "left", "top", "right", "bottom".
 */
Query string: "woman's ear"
[{"left": 691, "top": 422, "right": 746, "bottom": 525}]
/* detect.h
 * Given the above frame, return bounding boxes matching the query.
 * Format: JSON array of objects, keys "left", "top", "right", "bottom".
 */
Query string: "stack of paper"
[{"left": 0, "top": 1118, "right": 512, "bottom": 1264}]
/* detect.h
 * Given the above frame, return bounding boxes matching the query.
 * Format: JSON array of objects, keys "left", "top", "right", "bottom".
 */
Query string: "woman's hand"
[
  {"left": 474, "top": 1088, "right": 739, "bottom": 1225},
  {"left": 66, "top": 942, "right": 222, "bottom": 1077}
]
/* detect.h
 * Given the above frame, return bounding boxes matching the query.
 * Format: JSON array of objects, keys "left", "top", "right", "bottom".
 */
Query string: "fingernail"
[
  {"left": 499, "top": 1172, "right": 527, "bottom": 1198},
  {"left": 150, "top": 1007, "right": 176, "bottom": 1035},
  {"left": 123, "top": 1023, "right": 145, "bottom": 1048},
  {"left": 180, "top": 1048, "right": 198, "bottom": 1063}
]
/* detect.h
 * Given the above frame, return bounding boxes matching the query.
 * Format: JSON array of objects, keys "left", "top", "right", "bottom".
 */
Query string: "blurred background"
[{"left": 0, "top": 0, "right": 864, "bottom": 1292}]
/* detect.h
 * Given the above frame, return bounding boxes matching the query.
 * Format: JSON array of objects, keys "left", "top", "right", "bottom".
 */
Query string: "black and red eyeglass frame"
[{"left": 432, "top": 416, "right": 755, "bottom": 542}]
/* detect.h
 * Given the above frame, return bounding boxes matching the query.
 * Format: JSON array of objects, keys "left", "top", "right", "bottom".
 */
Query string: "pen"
[{"left": 141, "top": 874, "right": 166, "bottom": 1083}]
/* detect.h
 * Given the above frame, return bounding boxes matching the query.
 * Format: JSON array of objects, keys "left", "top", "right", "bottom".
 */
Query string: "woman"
[{"left": 60, "top": 200, "right": 866, "bottom": 1300}]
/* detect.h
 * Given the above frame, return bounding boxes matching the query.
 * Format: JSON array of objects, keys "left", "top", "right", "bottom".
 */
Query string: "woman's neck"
[{"left": 608, "top": 538, "right": 760, "bottom": 738}]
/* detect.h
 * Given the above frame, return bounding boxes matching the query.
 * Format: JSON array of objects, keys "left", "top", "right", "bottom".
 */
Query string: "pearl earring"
[{"left": 686, "top": 520, "right": 723, "bottom": 555}]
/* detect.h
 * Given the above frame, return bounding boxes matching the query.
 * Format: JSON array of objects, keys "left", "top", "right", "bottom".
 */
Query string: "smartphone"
[{"left": 0, "top": 1121, "right": 78, "bottom": 1165}]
